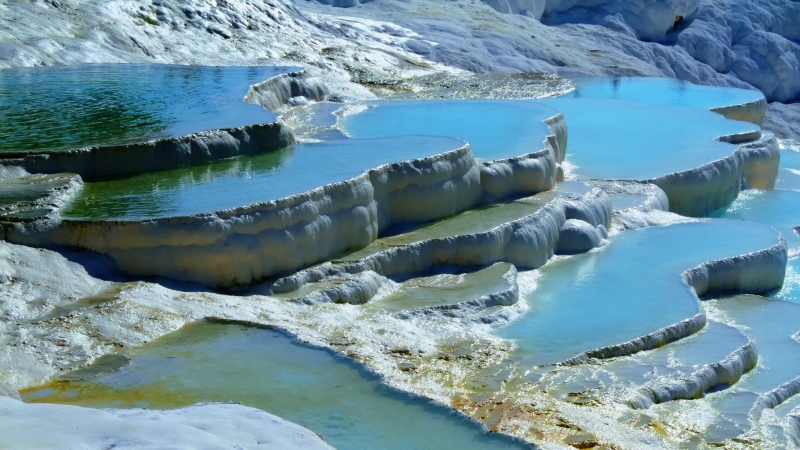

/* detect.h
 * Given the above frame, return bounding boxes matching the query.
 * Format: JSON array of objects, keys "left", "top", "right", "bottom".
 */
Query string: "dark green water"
[{"left": 0, "top": 64, "right": 291, "bottom": 153}]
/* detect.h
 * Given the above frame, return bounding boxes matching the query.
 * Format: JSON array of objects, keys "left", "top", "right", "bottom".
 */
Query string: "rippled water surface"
[{"left": 0, "top": 64, "right": 290, "bottom": 153}]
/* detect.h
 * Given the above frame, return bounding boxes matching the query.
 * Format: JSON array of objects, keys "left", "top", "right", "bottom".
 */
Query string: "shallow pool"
[
  {"left": 0, "top": 64, "right": 291, "bottom": 154},
  {"left": 710, "top": 189, "right": 800, "bottom": 250},
  {"left": 341, "top": 100, "right": 558, "bottom": 161},
  {"left": 562, "top": 77, "right": 764, "bottom": 110},
  {"left": 499, "top": 220, "right": 780, "bottom": 366},
  {"left": 542, "top": 98, "right": 758, "bottom": 181},
  {"left": 62, "top": 136, "right": 465, "bottom": 220},
  {"left": 698, "top": 295, "right": 800, "bottom": 442},
  {"left": 341, "top": 189, "right": 561, "bottom": 261},
  {"left": 22, "top": 320, "right": 528, "bottom": 450},
  {"left": 777, "top": 149, "right": 800, "bottom": 191},
  {"left": 774, "top": 257, "right": 800, "bottom": 304}
]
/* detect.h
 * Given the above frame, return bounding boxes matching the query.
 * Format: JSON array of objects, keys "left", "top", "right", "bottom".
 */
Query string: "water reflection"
[{"left": 0, "top": 64, "right": 290, "bottom": 153}]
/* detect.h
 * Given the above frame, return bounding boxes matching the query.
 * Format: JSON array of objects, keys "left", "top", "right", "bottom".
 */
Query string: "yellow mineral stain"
[{"left": 22, "top": 380, "right": 197, "bottom": 410}]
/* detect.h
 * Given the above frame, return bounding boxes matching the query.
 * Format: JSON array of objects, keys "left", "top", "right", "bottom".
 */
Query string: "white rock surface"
[
  {"left": 0, "top": 397, "right": 333, "bottom": 450},
  {"left": 302, "top": 0, "right": 800, "bottom": 139},
  {"left": 1, "top": 0, "right": 797, "bottom": 138},
  {"left": 542, "top": 0, "right": 700, "bottom": 42}
]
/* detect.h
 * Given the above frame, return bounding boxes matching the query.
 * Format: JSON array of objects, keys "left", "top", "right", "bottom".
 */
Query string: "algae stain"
[{"left": 22, "top": 380, "right": 197, "bottom": 410}]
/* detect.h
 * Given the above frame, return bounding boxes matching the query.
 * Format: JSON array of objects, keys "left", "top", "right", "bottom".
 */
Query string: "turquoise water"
[
  {"left": 62, "top": 136, "right": 465, "bottom": 220},
  {"left": 342, "top": 100, "right": 557, "bottom": 160},
  {"left": 777, "top": 149, "right": 800, "bottom": 191},
  {"left": 554, "top": 321, "right": 749, "bottom": 395},
  {"left": 711, "top": 189, "right": 800, "bottom": 250},
  {"left": 23, "top": 321, "right": 527, "bottom": 450},
  {"left": 499, "top": 221, "right": 780, "bottom": 366},
  {"left": 0, "top": 64, "right": 291, "bottom": 154},
  {"left": 542, "top": 98, "right": 758, "bottom": 181},
  {"left": 701, "top": 295, "right": 800, "bottom": 440},
  {"left": 609, "top": 193, "right": 649, "bottom": 211},
  {"left": 774, "top": 257, "right": 800, "bottom": 304},
  {"left": 562, "top": 77, "right": 764, "bottom": 110}
]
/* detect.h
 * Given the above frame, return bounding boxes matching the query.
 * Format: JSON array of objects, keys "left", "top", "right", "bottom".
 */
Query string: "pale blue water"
[
  {"left": 542, "top": 98, "right": 759, "bottom": 180},
  {"left": 571, "top": 321, "right": 749, "bottom": 388},
  {"left": 609, "top": 193, "right": 648, "bottom": 211},
  {"left": 702, "top": 295, "right": 800, "bottom": 440},
  {"left": 774, "top": 257, "right": 800, "bottom": 304},
  {"left": 342, "top": 100, "right": 557, "bottom": 160},
  {"left": 711, "top": 189, "right": 800, "bottom": 250},
  {"left": 562, "top": 77, "right": 764, "bottom": 110},
  {"left": 23, "top": 321, "right": 528, "bottom": 450},
  {"left": 62, "top": 136, "right": 465, "bottom": 220},
  {"left": 777, "top": 149, "right": 800, "bottom": 191},
  {"left": 0, "top": 64, "right": 292, "bottom": 154},
  {"left": 500, "top": 221, "right": 780, "bottom": 366}
]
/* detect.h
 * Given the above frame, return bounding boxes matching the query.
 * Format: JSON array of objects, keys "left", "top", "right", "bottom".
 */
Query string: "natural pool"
[
  {"left": 341, "top": 190, "right": 562, "bottom": 261},
  {"left": 777, "top": 148, "right": 800, "bottom": 191},
  {"left": 562, "top": 77, "right": 764, "bottom": 110},
  {"left": 499, "top": 220, "right": 781, "bottom": 366},
  {"left": 363, "top": 262, "right": 515, "bottom": 315},
  {"left": 775, "top": 258, "right": 800, "bottom": 304},
  {"left": 601, "top": 320, "right": 749, "bottom": 388},
  {"left": 711, "top": 189, "right": 800, "bottom": 250},
  {"left": 672, "top": 295, "right": 800, "bottom": 443},
  {"left": 62, "top": 136, "right": 465, "bottom": 220},
  {"left": 22, "top": 320, "right": 528, "bottom": 450},
  {"left": 0, "top": 64, "right": 291, "bottom": 154},
  {"left": 341, "top": 100, "right": 558, "bottom": 161},
  {"left": 341, "top": 182, "right": 591, "bottom": 262},
  {"left": 540, "top": 98, "right": 759, "bottom": 181}
]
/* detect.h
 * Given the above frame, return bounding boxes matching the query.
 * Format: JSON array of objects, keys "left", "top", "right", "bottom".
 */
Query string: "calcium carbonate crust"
[
  {"left": 395, "top": 270, "right": 519, "bottom": 321},
  {"left": 649, "top": 131, "right": 779, "bottom": 217},
  {"left": 0, "top": 167, "right": 83, "bottom": 222},
  {"left": 245, "top": 70, "right": 330, "bottom": 111},
  {"left": 3, "top": 123, "right": 296, "bottom": 180},
  {"left": 270, "top": 187, "right": 611, "bottom": 295},
  {"left": 560, "top": 236, "right": 787, "bottom": 366},
  {"left": 750, "top": 375, "right": 800, "bottom": 423},
  {"left": 710, "top": 97, "right": 769, "bottom": 128},
  {"left": 2, "top": 114, "right": 568, "bottom": 289},
  {"left": 0, "top": 397, "right": 334, "bottom": 450},
  {"left": 627, "top": 342, "right": 758, "bottom": 409}
]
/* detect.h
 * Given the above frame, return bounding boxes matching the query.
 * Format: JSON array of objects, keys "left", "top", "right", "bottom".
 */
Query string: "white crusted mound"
[
  {"left": 0, "top": 166, "right": 82, "bottom": 221},
  {"left": 628, "top": 342, "right": 758, "bottom": 409},
  {"left": 710, "top": 97, "right": 769, "bottom": 128},
  {"left": 245, "top": 70, "right": 330, "bottom": 111},
  {"left": 649, "top": 132, "right": 780, "bottom": 217},
  {"left": 0, "top": 397, "right": 333, "bottom": 450},
  {"left": 271, "top": 188, "right": 611, "bottom": 294}
]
